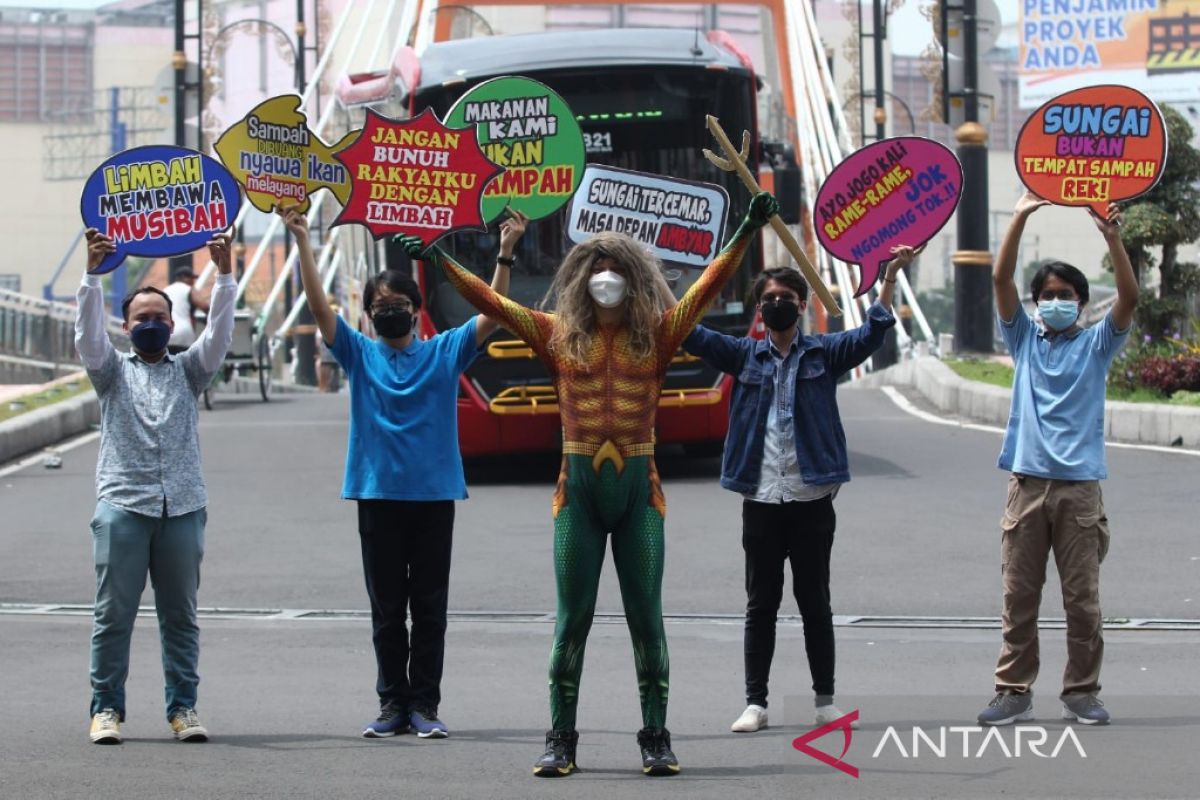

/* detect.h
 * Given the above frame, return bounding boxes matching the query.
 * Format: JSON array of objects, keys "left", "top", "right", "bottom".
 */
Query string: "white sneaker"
[
  {"left": 89, "top": 709, "right": 122, "bottom": 744},
  {"left": 169, "top": 707, "right": 209, "bottom": 742},
  {"left": 731, "top": 704, "right": 768, "bottom": 732},
  {"left": 815, "top": 704, "right": 858, "bottom": 729}
]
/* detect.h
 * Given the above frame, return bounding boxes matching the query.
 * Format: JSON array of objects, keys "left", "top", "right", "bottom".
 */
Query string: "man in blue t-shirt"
[
  {"left": 280, "top": 205, "right": 527, "bottom": 739},
  {"left": 977, "top": 191, "right": 1138, "bottom": 728}
]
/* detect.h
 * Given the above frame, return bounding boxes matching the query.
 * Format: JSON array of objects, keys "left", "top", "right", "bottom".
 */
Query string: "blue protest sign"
[{"left": 79, "top": 145, "right": 242, "bottom": 275}]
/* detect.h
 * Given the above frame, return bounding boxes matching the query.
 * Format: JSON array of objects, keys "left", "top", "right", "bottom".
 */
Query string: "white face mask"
[{"left": 588, "top": 270, "right": 628, "bottom": 308}]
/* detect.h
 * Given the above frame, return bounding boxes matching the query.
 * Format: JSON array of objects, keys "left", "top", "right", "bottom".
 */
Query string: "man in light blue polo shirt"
[
  {"left": 978, "top": 191, "right": 1138, "bottom": 728},
  {"left": 280, "top": 205, "right": 526, "bottom": 739}
]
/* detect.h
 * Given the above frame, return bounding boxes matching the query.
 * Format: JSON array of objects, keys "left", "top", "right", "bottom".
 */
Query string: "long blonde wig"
[{"left": 540, "top": 232, "right": 670, "bottom": 364}]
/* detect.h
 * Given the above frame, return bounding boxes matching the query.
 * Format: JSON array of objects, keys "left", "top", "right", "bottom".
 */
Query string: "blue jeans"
[{"left": 89, "top": 500, "right": 206, "bottom": 720}]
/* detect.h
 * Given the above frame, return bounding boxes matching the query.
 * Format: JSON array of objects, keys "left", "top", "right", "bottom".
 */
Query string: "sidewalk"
[
  {"left": 0, "top": 384, "right": 38, "bottom": 403},
  {"left": 857, "top": 356, "right": 1200, "bottom": 448}
]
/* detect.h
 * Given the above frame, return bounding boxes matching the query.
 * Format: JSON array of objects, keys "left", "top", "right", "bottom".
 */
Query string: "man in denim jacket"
[{"left": 683, "top": 246, "right": 914, "bottom": 733}]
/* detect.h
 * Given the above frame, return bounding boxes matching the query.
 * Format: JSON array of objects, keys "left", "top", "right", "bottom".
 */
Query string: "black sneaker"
[
  {"left": 637, "top": 727, "right": 680, "bottom": 776},
  {"left": 362, "top": 703, "right": 409, "bottom": 738},
  {"left": 533, "top": 729, "right": 578, "bottom": 777}
]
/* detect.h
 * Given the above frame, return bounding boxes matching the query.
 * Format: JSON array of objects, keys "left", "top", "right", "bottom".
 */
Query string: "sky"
[{"left": 889, "top": 0, "right": 1018, "bottom": 57}]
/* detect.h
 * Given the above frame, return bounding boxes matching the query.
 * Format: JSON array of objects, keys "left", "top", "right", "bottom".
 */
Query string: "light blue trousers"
[{"left": 89, "top": 500, "right": 205, "bottom": 720}]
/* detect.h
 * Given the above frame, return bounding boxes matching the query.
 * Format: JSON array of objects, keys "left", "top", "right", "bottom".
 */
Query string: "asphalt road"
[
  {"left": 1, "top": 387, "right": 1197, "bottom": 799},
  {"left": 2, "top": 387, "right": 1196, "bottom": 620}
]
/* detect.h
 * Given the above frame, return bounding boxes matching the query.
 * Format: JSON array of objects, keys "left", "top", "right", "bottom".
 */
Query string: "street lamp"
[
  {"left": 200, "top": 17, "right": 299, "bottom": 149},
  {"left": 841, "top": 90, "right": 917, "bottom": 139},
  {"left": 196, "top": 9, "right": 320, "bottom": 385}
]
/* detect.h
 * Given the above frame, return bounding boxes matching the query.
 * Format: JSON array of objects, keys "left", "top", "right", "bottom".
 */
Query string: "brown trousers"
[{"left": 995, "top": 474, "right": 1110, "bottom": 698}]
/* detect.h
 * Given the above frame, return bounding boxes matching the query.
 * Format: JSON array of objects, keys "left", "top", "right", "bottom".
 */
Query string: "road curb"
[
  {"left": 0, "top": 375, "right": 324, "bottom": 464},
  {"left": 857, "top": 356, "right": 1200, "bottom": 448},
  {"left": 0, "top": 391, "right": 99, "bottom": 464}
]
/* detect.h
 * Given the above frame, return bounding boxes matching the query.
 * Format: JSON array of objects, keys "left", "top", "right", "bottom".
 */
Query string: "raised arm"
[
  {"left": 474, "top": 209, "right": 528, "bottom": 346},
  {"left": 278, "top": 205, "right": 337, "bottom": 346},
  {"left": 994, "top": 191, "right": 1050, "bottom": 323},
  {"left": 75, "top": 229, "right": 118, "bottom": 374},
  {"left": 661, "top": 192, "right": 778, "bottom": 350},
  {"left": 683, "top": 324, "right": 743, "bottom": 375},
  {"left": 188, "top": 233, "right": 236, "bottom": 375},
  {"left": 1093, "top": 204, "right": 1138, "bottom": 331},
  {"left": 397, "top": 236, "right": 553, "bottom": 354},
  {"left": 879, "top": 245, "right": 918, "bottom": 312}
]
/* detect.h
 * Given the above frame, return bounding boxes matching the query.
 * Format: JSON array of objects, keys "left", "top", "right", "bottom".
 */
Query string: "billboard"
[{"left": 1019, "top": 0, "right": 1200, "bottom": 108}]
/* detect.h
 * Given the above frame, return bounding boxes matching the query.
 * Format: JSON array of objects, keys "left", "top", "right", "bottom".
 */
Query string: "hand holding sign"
[
  {"left": 498, "top": 208, "right": 530, "bottom": 253},
  {"left": 1090, "top": 202, "right": 1123, "bottom": 237},
  {"left": 85, "top": 229, "right": 116, "bottom": 274},
  {"left": 1015, "top": 85, "right": 1166, "bottom": 216},
  {"left": 395, "top": 234, "right": 431, "bottom": 262},
  {"left": 1014, "top": 189, "right": 1052, "bottom": 220},
  {"left": 275, "top": 203, "right": 311, "bottom": 243},
  {"left": 702, "top": 115, "right": 840, "bottom": 316},
  {"left": 815, "top": 137, "right": 962, "bottom": 297},
  {"left": 207, "top": 232, "right": 234, "bottom": 275}
]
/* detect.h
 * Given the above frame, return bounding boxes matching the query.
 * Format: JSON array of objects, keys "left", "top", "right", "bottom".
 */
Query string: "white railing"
[
  {"left": 0, "top": 286, "right": 123, "bottom": 366},
  {"left": 192, "top": 0, "right": 363, "bottom": 291},
  {"left": 182, "top": 1, "right": 421, "bottom": 386},
  {"left": 192, "top": 0, "right": 935, "bottom": 388},
  {"left": 783, "top": 0, "right": 935, "bottom": 369}
]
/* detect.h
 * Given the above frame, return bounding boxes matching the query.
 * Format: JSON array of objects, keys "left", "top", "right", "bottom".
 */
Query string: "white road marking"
[{"left": 1, "top": 603, "right": 1196, "bottom": 630}]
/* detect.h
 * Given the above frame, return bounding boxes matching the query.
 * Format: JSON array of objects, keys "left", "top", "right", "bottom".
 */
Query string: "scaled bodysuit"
[{"left": 427, "top": 209, "right": 763, "bottom": 731}]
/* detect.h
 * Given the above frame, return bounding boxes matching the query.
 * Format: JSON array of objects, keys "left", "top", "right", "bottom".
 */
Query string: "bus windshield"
[{"left": 415, "top": 64, "right": 760, "bottom": 337}]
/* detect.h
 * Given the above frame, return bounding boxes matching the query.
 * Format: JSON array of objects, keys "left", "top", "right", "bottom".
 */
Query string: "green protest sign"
[{"left": 445, "top": 76, "right": 584, "bottom": 222}]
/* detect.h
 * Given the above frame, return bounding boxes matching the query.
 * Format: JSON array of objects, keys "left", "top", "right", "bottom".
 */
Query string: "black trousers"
[
  {"left": 357, "top": 499, "right": 454, "bottom": 713},
  {"left": 742, "top": 495, "right": 837, "bottom": 707}
]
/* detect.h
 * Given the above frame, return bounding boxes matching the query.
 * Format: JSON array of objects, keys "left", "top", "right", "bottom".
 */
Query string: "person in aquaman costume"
[{"left": 399, "top": 191, "right": 778, "bottom": 776}]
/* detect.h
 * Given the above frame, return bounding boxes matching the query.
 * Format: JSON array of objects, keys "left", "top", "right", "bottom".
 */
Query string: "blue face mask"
[
  {"left": 130, "top": 319, "right": 171, "bottom": 354},
  {"left": 1037, "top": 299, "right": 1080, "bottom": 331}
]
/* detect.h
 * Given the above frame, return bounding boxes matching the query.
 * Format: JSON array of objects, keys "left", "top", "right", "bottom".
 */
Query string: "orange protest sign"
[{"left": 1015, "top": 85, "right": 1167, "bottom": 215}]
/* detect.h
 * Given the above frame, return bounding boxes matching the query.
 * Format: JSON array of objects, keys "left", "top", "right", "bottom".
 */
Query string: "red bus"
[{"left": 346, "top": 27, "right": 793, "bottom": 457}]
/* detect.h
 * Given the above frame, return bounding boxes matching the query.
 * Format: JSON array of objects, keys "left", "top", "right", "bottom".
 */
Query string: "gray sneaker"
[
  {"left": 1061, "top": 694, "right": 1110, "bottom": 725},
  {"left": 977, "top": 692, "right": 1034, "bottom": 726}
]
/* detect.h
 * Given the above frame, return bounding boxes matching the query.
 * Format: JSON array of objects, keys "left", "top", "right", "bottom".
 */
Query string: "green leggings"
[{"left": 548, "top": 454, "right": 669, "bottom": 731}]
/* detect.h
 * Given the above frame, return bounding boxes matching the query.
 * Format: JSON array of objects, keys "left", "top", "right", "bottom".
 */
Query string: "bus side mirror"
[{"left": 762, "top": 141, "right": 803, "bottom": 225}]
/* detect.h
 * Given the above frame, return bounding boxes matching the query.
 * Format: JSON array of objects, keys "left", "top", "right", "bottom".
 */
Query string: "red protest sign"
[
  {"left": 332, "top": 108, "right": 502, "bottom": 243},
  {"left": 1015, "top": 85, "right": 1167, "bottom": 215}
]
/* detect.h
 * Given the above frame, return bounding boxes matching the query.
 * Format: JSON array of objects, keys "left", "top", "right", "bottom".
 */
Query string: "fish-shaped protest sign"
[{"left": 215, "top": 94, "right": 354, "bottom": 213}]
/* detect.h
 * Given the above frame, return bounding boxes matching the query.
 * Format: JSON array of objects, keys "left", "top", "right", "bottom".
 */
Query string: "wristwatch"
[{"left": 496, "top": 255, "right": 515, "bottom": 266}]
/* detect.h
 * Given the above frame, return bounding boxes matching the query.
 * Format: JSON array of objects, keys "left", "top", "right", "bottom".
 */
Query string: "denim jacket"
[{"left": 683, "top": 302, "right": 896, "bottom": 493}]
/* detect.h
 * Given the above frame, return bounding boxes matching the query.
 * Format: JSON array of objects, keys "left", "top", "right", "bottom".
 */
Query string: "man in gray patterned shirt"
[{"left": 76, "top": 229, "right": 235, "bottom": 745}]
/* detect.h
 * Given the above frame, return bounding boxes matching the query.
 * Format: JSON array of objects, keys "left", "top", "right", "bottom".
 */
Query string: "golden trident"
[{"left": 703, "top": 115, "right": 841, "bottom": 317}]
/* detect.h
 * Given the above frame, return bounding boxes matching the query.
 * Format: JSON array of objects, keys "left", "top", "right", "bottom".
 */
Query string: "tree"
[{"left": 1115, "top": 105, "right": 1200, "bottom": 337}]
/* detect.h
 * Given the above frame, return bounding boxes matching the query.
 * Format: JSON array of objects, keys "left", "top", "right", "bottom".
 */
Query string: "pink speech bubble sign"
[{"left": 815, "top": 137, "right": 963, "bottom": 296}]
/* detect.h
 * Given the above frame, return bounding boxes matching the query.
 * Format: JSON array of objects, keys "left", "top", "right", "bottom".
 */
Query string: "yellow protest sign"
[{"left": 215, "top": 94, "right": 354, "bottom": 213}]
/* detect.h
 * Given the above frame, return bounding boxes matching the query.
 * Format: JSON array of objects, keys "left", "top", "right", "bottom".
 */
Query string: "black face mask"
[
  {"left": 130, "top": 320, "right": 171, "bottom": 354},
  {"left": 372, "top": 307, "right": 414, "bottom": 339},
  {"left": 760, "top": 299, "right": 800, "bottom": 332}
]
